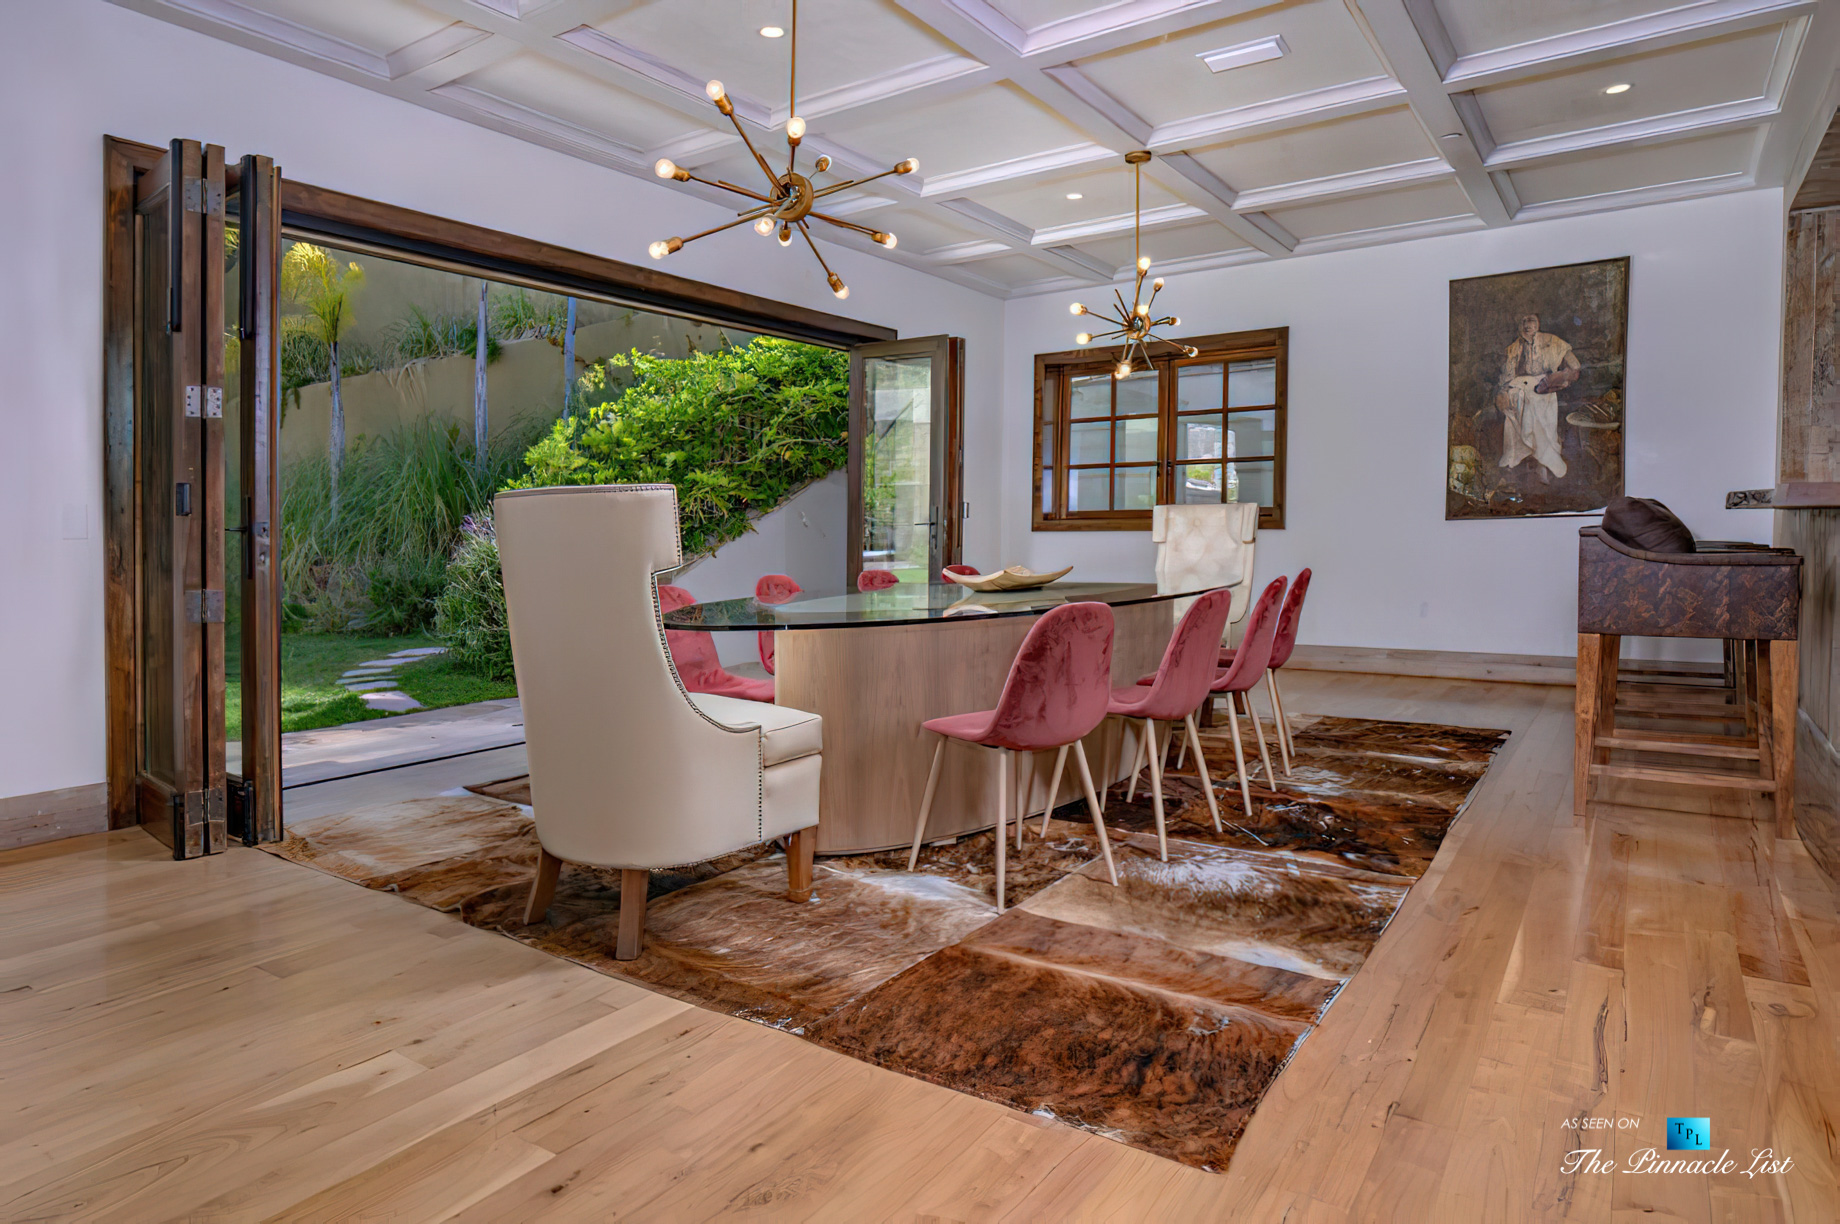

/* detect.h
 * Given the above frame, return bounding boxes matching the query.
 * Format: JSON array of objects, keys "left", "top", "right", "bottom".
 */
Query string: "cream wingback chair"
[
  {"left": 1153, "top": 503, "right": 1259, "bottom": 643},
  {"left": 495, "top": 484, "right": 822, "bottom": 961}
]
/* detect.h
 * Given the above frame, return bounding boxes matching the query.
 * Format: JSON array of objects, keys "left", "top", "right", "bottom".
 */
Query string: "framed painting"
[{"left": 1447, "top": 257, "right": 1628, "bottom": 519}]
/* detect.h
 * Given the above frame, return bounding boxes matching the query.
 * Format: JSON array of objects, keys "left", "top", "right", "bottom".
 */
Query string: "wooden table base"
[{"left": 775, "top": 602, "right": 1174, "bottom": 855}]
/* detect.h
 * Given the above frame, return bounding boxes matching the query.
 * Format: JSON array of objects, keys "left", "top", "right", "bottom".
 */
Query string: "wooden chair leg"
[
  {"left": 907, "top": 738, "right": 947, "bottom": 870},
  {"left": 1771, "top": 639, "right": 1799, "bottom": 839},
  {"left": 524, "top": 848, "right": 562, "bottom": 925},
  {"left": 1038, "top": 744, "right": 1067, "bottom": 839},
  {"left": 1266, "top": 671, "right": 1293, "bottom": 777},
  {"left": 615, "top": 868, "right": 648, "bottom": 961},
  {"left": 1185, "top": 713, "right": 1222, "bottom": 832},
  {"left": 1574, "top": 633, "right": 1601, "bottom": 817},
  {"left": 1072, "top": 741, "right": 1118, "bottom": 886},
  {"left": 995, "top": 749, "right": 1010, "bottom": 911},
  {"left": 1126, "top": 722, "right": 1149, "bottom": 801},
  {"left": 1016, "top": 751, "right": 1030, "bottom": 852},
  {"left": 1241, "top": 691, "right": 1277, "bottom": 788},
  {"left": 1144, "top": 718, "right": 1169, "bottom": 862},
  {"left": 786, "top": 825, "right": 816, "bottom": 902},
  {"left": 1225, "top": 692, "right": 1255, "bottom": 821}
]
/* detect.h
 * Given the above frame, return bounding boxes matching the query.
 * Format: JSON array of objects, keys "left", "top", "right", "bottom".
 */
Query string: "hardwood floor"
[{"left": 2, "top": 673, "right": 1836, "bottom": 1221}]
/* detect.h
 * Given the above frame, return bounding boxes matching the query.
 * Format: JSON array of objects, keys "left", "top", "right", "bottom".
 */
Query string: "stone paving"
[{"left": 335, "top": 646, "right": 448, "bottom": 713}]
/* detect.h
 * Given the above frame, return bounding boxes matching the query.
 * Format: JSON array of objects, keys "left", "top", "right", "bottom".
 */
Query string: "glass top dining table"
[{"left": 660, "top": 580, "right": 1209, "bottom": 631}]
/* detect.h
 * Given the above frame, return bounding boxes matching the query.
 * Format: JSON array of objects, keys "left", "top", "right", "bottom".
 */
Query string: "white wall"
[
  {"left": 0, "top": 0, "right": 1004, "bottom": 802},
  {"left": 997, "top": 189, "right": 1786, "bottom": 660}
]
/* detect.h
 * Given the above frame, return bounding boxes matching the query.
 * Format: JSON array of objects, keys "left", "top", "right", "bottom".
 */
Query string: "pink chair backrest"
[
  {"left": 657, "top": 583, "right": 724, "bottom": 678},
  {"left": 858, "top": 569, "right": 899, "bottom": 591},
  {"left": 1214, "top": 578, "right": 1287, "bottom": 693},
  {"left": 754, "top": 574, "right": 801, "bottom": 674},
  {"left": 1133, "top": 588, "right": 1235, "bottom": 720},
  {"left": 1267, "top": 568, "right": 1311, "bottom": 669},
  {"left": 942, "top": 564, "right": 978, "bottom": 579},
  {"left": 982, "top": 602, "right": 1115, "bottom": 752}
]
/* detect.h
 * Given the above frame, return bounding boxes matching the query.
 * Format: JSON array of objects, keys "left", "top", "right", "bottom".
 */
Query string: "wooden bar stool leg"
[
  {"left": 1072, "top": 741, "right": 1118, "bottom": 886},
  {"left": 1038, "top": 744, "right": 1067, "bottom": 839},
  {"left": 1144, "top": 718, "right": 1169, "bottom": 862},
  {"left": 1574, "top": 633, "right": 1605, "bottom": 817},
  {"left": 1185, "top": 712, "right": 1222, "bottom": 832},
  {"left": 1771, "top": 639, "right": 1799, "bottom": 840},
  {"left": 1225, "top": 693, "right": 1255, "bottom": 821},
  {"left": 995, "top": 749, "right": 1010, "bottom": 911},
  {"left": 907, "top": 738, "right": 946, "bottom": 870},
  {"left": 1241, "top": 691, "right": 1277, "bottom": 788},
  {"left": 787, "top": 826, "right": 816, "bottom": 902},
  {"left": 1266, "top": 671, "right": 1293, "bottom": 777}
]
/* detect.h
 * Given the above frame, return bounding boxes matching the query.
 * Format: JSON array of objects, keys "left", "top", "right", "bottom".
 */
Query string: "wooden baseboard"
[
  {"left": 0, "top": 783, "right": 109, "bottom": 851},
  {"left": 1285, "top": 645, "right": 1578, "bottom": 687}
]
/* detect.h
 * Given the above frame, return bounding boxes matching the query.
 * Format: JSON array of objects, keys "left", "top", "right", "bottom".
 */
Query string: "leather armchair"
[
  {"left": 1152, "top": 503, "right": 1259, "bottom": 644},
  {"left": 495, "top": 483, "right": 823, "bottom": 959}
]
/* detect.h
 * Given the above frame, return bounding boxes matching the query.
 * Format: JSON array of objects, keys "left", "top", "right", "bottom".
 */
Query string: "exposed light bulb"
[
  {"left": 786, "top": 115, "right": 806, "bottom": 140},
  {"left": 759, "top": 25, "right": 784, "bottom": 37},
  {"left": 1135, "top": 302, "right": 1149, "bottom": 317},
  {"left": 705, "top": 80, "right": 726, "bottom": 101},
  {"left": 896, "top": 158, "right": 919, "bottom": 174},
  {"left": 1185, "top": 346, "right": 1200, "bottom": 357},
  {"left": 777, "top": 225, "right": 792, "bottom": 247},
  {"left": 815, "top": 155, "right": 831, "bottom": 173},
  {"left": 1069, "top": 302, "right": 1085, "bottom": 316},
  {"left": 872, "top": 231, "right": 897, "bottom": 249},
  {"left": 1169, "top": 316, "right": 1181, "bottom": 327},
  {"left": 654, "top": 158, "right": 678, "bottom": 179},
  {"left": 754, "top": 217, "right": 775, "bottom": 236},
  {"left": 1115, "top": 362, "right": 1132, "bottom": 379},
  {"left": 1137, "top": 256, "right": 1151, "bottom": 272},
  {"left": 1152, "top": 278, "right": 1164, "bottom": 291},
  {"left": 648, "top": 238, "right": 681, "bottom": 260},
  {"left": 828, "top": 273, "right": 849, "bottom": 300},
  {"left": 1075, "top": 332, "right": 1092, "bottom": 345}
]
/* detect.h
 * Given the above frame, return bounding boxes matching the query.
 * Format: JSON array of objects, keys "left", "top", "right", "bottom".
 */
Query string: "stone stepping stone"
[
  {"left": 389, "top": 647, "right": 448, "bottom": 658},
  {"left": 340, "top": 668, "right": 397, "bottom": 681},
  {"left": 360, "top": 691, "right": 424, "bottom": 712},
  {"left": 343, "top": 680, "right": 398, "bottom": 693}
]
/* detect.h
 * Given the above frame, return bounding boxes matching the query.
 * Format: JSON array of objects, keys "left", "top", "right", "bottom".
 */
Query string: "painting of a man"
[{"left": 1448, "top": 259, "right": 1627, "bottom": 519}]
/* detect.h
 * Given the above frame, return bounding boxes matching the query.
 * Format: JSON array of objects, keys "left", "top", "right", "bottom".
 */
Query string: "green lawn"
[{"left": 226, "top": 632, "right": 517, "bottom": 738}]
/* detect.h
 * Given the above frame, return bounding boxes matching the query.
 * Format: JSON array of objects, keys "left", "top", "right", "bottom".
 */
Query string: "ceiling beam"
[{"left": 1346, "top": 0, "right": 1514, "bottom": 225}]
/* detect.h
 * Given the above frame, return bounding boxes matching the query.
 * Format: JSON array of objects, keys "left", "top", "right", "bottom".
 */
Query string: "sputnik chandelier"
[
  {"left": 647, "top": 0, "right": 916, "bottom": 300},
  {"left": 1070, "top": 151, "right": 1198, "bottom": 377}
]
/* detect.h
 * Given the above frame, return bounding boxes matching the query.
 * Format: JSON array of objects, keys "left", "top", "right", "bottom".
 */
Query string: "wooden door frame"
[{"left": 103, "top": 135, "right": 897, "bottom": 829}]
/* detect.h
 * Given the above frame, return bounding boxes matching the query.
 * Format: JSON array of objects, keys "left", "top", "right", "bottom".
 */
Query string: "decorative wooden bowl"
[{"left": 941, "top": 565, "right": 1074, "bottom": 592}]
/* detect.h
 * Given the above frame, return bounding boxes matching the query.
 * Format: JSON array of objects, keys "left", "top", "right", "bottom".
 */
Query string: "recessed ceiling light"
[
  {"left": 1066, "top": 192, "right": 1083, "bottom": 200},
  {"left": 760, "top": 25, "right": 784, "bottom": 37},
  {"left": 1604, "top": 82, "right": 1631, "bottom": 95}
]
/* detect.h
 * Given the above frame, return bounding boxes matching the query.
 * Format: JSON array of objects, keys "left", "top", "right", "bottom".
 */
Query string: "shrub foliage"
[
  {"left": 510, "top": 338, "right": 849, "bottom": 557},
  {"left": 433, "top": 514, "right": 514, "bottom": 680}
]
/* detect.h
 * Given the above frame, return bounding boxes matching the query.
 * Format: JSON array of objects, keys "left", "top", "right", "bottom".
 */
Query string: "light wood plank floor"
[{"left": 3, "top": 673, "right": 1837, "bottom": 1221}]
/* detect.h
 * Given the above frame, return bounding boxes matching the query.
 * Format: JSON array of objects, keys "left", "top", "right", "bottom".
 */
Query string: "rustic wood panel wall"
[{"left": 1778, "top": 209, "right": 1840, "bottom": 881}]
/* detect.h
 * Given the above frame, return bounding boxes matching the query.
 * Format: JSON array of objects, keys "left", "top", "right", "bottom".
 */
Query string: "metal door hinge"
[
  {"left": 186, "top": 589, "right": 225, "bottom": 624},
  {"left": 184, "top": 385, "right": 223, "bottom": 418},
  {"left": 182, "top": 176, "right": 225, "bottom": 217}
]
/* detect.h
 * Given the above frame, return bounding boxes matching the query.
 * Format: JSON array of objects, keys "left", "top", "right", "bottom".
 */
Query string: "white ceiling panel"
[
  {"left": 1185, "top": 106, "right": 1439, "bottom": 191},
  {"left": 1469, "top": 26, "right": 1789, "bottom": 148},
  {"left": 1070, "top": 0, "right": 1388, "bottom": 129},
  {"left": 1508, "top": 128, "right": 1758, "bottom": 205},
  {"left": 112, "top": 0, "right": 1840, "bottom": 297},
  {"left": 1266, "top": 180, "right": 1476, "bottom": 240},
  {"left": 1434, "top": 0, "right": 1700, "bottom": 58},
  {"left": 453, "top": 52, "right": 715, "bottom": 151},
  {"left": 1070, "top": 219, "right": 1251, "bottom": 271},
  {"left": 589, "top": 0, "right": 967, "bottom": 113},
  {"left": 960, "top": 161, "right": 1189, "bottom": 232}
]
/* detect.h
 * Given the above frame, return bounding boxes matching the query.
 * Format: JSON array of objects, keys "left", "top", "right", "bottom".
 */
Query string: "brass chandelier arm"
[
  {"left": 703, "top": 177, "right": 778, "bottom": 206},
  {"left": 810, "top": 163, "right": 911, "bottom": 200},
  {"left": 721, "top": 106, "right": 783, "bottom": 190},
  {"left": 807, "top": 211, "right": 882, "bottom": 240},
  {"left": 795, "top": 220, "right": 838, "bottom": 279},
  {"left": 679, "top": 203, "right": 781, "bottom": 247}
]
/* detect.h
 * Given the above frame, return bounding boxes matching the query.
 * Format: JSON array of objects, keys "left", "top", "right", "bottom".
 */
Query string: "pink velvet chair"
[
  {"left": 1207, "top": 577, "right": 1289, "bottom": 820},
  {"left": 858, "top": 569, "right": 899, "bottom": 591},
  {"left": 1105, "top": 588, "right": 1235, "bottom": 860},
  {"left": 754, "top": 574, "right": 801, "bottom": 675},
  {"left": 657, "top": 583, "right": 774, "bottom": 703},
  {"left": 1219, "top": 568, "right": 1311, "bottom": 775},
  {"left": 907, "top": 602, "right": 1119, "bottom": 911},
  {"left": 942, "top": 564, "right": 978, "bottom": 581}
]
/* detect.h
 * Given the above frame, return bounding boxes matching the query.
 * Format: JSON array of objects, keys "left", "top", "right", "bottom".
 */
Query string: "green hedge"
[{"left": 509, "top": 337, "right": 849, "bottom": 557}]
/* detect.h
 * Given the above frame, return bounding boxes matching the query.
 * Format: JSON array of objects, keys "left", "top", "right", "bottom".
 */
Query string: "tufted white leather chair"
[
  {"left": 1152, "top": 502, "right": 1259, "bottom": 645},
  {"left": 495, "top": 484, "right": 822, "bottom": 960}
]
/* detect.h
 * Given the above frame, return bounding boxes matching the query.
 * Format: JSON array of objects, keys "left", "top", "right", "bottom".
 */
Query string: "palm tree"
[{"left": 281, "top": 244, "right": 365, "bottom": 515}]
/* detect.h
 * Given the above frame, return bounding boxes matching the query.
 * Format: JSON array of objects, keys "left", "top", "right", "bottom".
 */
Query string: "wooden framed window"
[{"left": 1033, "top": 327, "right": 1286, "bottom": 531}]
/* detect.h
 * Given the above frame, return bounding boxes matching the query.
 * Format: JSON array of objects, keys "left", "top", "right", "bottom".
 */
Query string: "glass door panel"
[{"left": 848, "top": 336, "right": 963, "bottom": 585}]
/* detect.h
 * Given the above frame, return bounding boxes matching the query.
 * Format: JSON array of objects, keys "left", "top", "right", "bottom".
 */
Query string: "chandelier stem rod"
[
  {"left": 795, "top": 220, "right": 839, "bottom": 280},
  {"left": 679, "top": 204, "right": 779, "bottom": 247},
  {"left": 721, "top": 107, "right": 782, "bottom": 194},
  {"left": 1134, "top": 159, "right": 1140, "bottom": 272},
  {"left": 807, "top": 211, "right": 882, "bottom": 240},
  {"left": 810, "top": 164, "right": 907, "bottom": 200}
]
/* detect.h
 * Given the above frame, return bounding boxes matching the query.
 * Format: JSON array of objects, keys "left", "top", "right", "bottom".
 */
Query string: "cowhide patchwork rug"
[{"left": 265, "top": 714, "right": 1506, "bottom": 1172}]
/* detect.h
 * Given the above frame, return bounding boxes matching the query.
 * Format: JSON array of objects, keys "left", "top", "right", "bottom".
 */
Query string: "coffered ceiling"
[{"left": 113, "top": 0, "right": 1840, "bottom": 297}]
